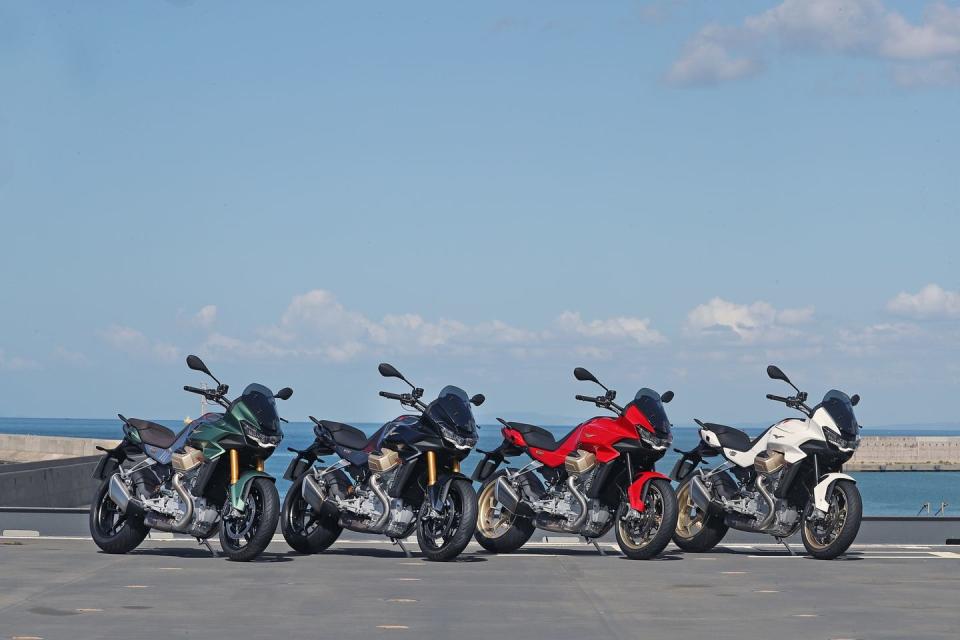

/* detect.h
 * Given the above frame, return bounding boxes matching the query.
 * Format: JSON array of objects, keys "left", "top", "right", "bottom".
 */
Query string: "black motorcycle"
[{"left": 281, "top": 363, "right": 484, "bottom": 561}]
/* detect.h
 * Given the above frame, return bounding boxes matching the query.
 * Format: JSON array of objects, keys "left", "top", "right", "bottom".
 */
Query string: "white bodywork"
[{"left": 813, "top": 472, "right": 856, "bottom": 513}]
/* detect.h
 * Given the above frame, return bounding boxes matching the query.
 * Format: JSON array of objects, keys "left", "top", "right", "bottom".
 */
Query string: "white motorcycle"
[{"left": 671, "top": 365, "right": 862, "bottom": 559}]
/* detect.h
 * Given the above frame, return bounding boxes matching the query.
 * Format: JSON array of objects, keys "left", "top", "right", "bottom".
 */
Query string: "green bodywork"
[{"left": 185, "top": 399, "right": 276, "bottom": 511}]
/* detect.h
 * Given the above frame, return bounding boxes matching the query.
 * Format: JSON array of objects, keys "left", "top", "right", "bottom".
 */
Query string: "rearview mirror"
[
  {"left": 660, "top": 390, "right": 674, "bottom": 404},
  {"left": 275, "top": 387, "right": 293, "bottom": 401},
  {"left": 766, "top": 365, "right": 791, "bottom": 385},
  {"left": 186, "top": 354, "right": 210, "bottom": 375},
  {"left": 378, "top": 363, "right": 404, "bottom": 380},
  {"left": 574, "top": 367, "right": 599, "bottom": 384},
  {"left": 470, "top": 394, "right": 485, "bottom": 407},
  {"left": 851, "top": 394, "right": 860, "bottom": 407}
]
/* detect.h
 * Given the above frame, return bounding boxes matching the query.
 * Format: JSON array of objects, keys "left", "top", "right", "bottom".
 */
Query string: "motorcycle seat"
[
  {"left": 701, "top": 423, "right": 759, "bottom": 452},
  {"left": 320, "top": 420, "right": 370, "bottom": 450},
  {"left": 127, "top": 419, "right": 177, "bottom": 449},
  {"left": 505, "top": 422, "right": 563, "bottom": 451}
]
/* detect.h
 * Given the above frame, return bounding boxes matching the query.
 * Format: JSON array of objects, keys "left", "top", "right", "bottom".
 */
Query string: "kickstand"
[
  {"left": 775, "top": 537, "right": 794, "bottom": 556},
  {"left": 392, "top": 537, "right": 412, "bottom": 558},
  {"left": 586, "top": 537, "right": 606, "bottom": 556},
  {"left": 198, "top": 537, "right": 218, "bottom": 558}
]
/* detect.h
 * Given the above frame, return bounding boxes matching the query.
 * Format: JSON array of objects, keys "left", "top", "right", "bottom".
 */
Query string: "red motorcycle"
[{"left": 471, "top": 367, "right": 679, "bottom": 559}]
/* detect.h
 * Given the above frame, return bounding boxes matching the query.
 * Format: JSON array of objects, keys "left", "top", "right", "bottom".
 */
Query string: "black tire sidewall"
[
  {"left": 671, "top": 477, "right": 728, "bottom": 552},
  {"left": 89, "top": 478, "right": 148, "bottom": 554},
  {"left": 802, "top": 480, "right": 862, "bottom": 560},
  {"left": 474, "top": 471, "right": 536, "bottom": 553},
  {"left": 219, "top": 477, "right": 280, "bottom": 562},
  {"left": 615, "top": 478, "right": 678, "bottom": 560},
  {"left": 417, "top": 478, "right": 478, "bottom": 561},
  {"left": 280, "top": 474, "right": 342, "bottom": 554}
]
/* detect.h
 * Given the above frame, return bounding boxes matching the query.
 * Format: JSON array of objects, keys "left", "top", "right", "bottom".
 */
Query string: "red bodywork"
[{"left": 502, "top": 402, "right": 668, "bottom": 511}]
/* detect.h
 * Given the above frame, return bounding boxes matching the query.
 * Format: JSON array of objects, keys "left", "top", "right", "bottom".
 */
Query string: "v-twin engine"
[{"left": 530, "top": 453, "right": 611, "bottom": 536}]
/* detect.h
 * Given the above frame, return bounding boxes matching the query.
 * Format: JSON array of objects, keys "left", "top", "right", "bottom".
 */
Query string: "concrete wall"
[
  {"left": 0, "top": 433, "right": 120, "bottom": 463},
  {"left": 848, "top": 436, "right": 960, "bottom": 471},
  {"left": 0, "top": 456, "right": 103, "bottom": 507}
]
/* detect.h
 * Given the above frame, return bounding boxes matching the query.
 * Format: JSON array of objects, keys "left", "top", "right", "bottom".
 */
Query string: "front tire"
[
  {"left": 219, "top": 478, "right": 279, "bottom": 562},
  {"left": 89, "top": 478, "right": 149, "bottom": 554},
  {"left": 615, "top": 478, "right": 678, "bottom": 560},
  {"left": 474, "top": 472, "right": 535, "bottom": 553},
  {"left": 417, "top": 478, "right": 477, "bottom": 561},
  {"left": 280, "top": 474, "right": 342, "bottom": 554},
  {"left": 801, "top": 480, "right": 862, "bottom": 560},
  {"left": 672, "top": 477, "right": 728, "bottom": 552}
]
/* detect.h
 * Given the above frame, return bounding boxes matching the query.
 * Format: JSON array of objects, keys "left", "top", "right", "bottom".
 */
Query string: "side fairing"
[
  {"left": 186, "top": 412, "right": 240, "bottom": 460},
  {"left": 766, "top": 417, "right": 826, "bottom": 464}
]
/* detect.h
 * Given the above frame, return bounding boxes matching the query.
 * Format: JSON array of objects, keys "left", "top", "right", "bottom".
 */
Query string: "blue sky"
[{"left": 1, "top": 1, "right": 958, "bottom": 426}]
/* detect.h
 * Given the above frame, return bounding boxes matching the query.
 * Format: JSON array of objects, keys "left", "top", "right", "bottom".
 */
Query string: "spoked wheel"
[
  {"left": 416, "top": 478, "right": 477, "bottom": 561},
  {"left": 89, "top": 478, "right": 148, "bottom": 554},
  {"left": 802, "top": 480, "right": 862, "bottom": 560},
  {"left": 280, "top": 474, "right": 342, "bottom": 554},
  {"left": 672, "top": 478, "right": 728, "bottom": 552},
  {"left": 615, "top": 478, "right": 678, "bottom": 559},
  {"left": 219, "top": 478, "right": 279, "bottom": 562},
  {"left": 474, "top": 473, "right": 535, "bottom": 553}
]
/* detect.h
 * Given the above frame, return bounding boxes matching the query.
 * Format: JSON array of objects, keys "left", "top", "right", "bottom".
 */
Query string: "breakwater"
[{"left": 847, "top": 436, "right": 960, "bottom": 471}]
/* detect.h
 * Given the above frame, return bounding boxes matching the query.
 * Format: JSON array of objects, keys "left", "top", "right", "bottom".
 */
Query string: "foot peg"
[{"left": 392, "top": 537, "right": 412, "bottom": 558}]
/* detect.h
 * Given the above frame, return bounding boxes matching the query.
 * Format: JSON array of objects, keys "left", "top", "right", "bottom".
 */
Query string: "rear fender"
[
  {"left": 229, "top": 470, "right": 275, "bottom": 511},
  {"left": 813, "top": 472, "right": 856, "bottom": 513},
  {"left": 626, "top": 471, "right": 669, "bottom": 512}
]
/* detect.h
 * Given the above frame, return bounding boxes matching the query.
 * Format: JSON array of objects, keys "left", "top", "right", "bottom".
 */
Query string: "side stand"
[{"left": 392, "top": 537, "right": 412, "bottom": 558}]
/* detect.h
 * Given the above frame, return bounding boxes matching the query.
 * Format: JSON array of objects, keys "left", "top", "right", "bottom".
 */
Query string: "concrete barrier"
[
  {"left": 0, "top": 455, "right": 103, "bottom": 507},
  {"left": 848, "top": 436, "right": 960, "bottom": 471},
  {"left": 0, "top": 433, "right": 119, "bottom": 463}
]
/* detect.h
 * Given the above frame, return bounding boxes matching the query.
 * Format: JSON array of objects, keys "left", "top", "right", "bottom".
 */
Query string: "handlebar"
[
  {"left": 766, "top": 393, "right": 790, "bottom": 403},
  {"left": 379, "top": 391, "right": 405, "bottom": 401},
  {"left": 575, "top": 394, "right": 597, "bottom": 402},
  {"left": 184, "top": 385, "right": 208, "bottom": 396}
]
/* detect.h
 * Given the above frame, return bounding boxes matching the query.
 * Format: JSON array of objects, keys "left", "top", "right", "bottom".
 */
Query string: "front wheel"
[
  {"left": 417, "top": 478, "right": 477, "bottom": 561},
  {"left": 474, "top": 473, "right": 536, "bottom": 553},
  {"left": 219, "top": 478, "right": 279, "bottom": 562},
  {"left": 89, "top": 478, "right": 148, "bottom": 554},
  {"left": 615, "top": 478, "right": 678, "bottom": 559},
  {"left": 801, "top": 480, "right": 862, "bottom": 560},
  {"left": 280, "top": 474, "right": 342, "bottom": 554}
]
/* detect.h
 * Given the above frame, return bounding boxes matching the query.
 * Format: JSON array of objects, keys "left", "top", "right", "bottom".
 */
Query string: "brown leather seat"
[{"left": 127, "top": 418, "right": 177, "bottom": 448}]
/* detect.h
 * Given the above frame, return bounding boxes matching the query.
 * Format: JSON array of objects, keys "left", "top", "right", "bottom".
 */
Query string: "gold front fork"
[
  {"left": 255, "top": 457, "right": 265, "bottom": 472},
  {"left": 426, "top": 451, "right": 437, "bottom": 486},
  {"left": 451, "top": 459, "right": 460, "bottom": 474},
  {"left": 229, "top": 449, "right": 239, "bottom": 485}
]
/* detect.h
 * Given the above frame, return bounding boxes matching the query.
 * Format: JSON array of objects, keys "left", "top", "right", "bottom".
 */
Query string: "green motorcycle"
[{"left": 89, "top": 355, "right": 291, "bottom": 561}]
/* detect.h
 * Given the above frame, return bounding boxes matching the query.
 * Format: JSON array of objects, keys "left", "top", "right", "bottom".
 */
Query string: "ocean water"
[{"left": 1, "top": 417, "right": 956, "bottom": 516}]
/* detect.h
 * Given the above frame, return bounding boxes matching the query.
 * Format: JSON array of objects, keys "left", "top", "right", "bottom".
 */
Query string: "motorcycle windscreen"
[
  {"left": 425, "top": 386, "right": 477, "bottom": 437},
  {"left": 238, "top": 384, "right": 282, "bottom": 435},
  {"left": 821, "top": 390, "right": 859, "bottom": 439},
  {"left": 632, "top": 388, "right": 671, "bottom": 438}
]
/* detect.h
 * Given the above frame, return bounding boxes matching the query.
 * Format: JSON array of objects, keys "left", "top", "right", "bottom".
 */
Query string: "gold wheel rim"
[
  {"left": 804, "top": 487, "right": 848, "bottom": 550},
  {"left": 675, "top": 482, "right": 705, "bottom": 540},
  {"left": 476, "top": 481, "right": 513, "bottom": 538},
  {"left": 617, "top": 485, "right": 664, "bottom": 550}
]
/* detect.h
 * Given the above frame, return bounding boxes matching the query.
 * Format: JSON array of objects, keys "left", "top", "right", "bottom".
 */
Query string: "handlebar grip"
[
  {"left": 575, "top": 395, "right": 596, "bottom": 402},
  {"left": 184, "top": 385, "right": 206, "bottom": 395},
  {"left": 766, "top": 394, "right": 789, "bottom": 402},
  {"left": 379, "top": 391, "right": 404, "bottom": 400}
]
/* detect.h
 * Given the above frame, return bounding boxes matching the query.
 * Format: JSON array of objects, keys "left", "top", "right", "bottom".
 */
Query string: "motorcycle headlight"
[
  {"left": 823, "top": 427, "right": 858, "bottom": 452},
  {"left": 437, "top": 423, "right": 477, "bottom": 450},
  {"left": 241, "top": 420, "right": 282, "bottom": 448},
  {"left": 639, "top": 429, "right": 672, "bottom": 451}
]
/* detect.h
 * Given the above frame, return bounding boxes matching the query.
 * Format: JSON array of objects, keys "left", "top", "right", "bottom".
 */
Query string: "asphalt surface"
[{"left": 2, "top": 536, "right": 959, "bottom": 640}]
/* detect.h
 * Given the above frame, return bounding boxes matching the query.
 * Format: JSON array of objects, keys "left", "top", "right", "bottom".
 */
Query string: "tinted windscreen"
[
  {"left": 821, "top": 390, "right": 858, "bottom": 438},
  {"left": 240, "top": 383, "right": 281, "bottom": 435},
  {"left": 427, "top": 387, "right": 476, "bottom": 436},
  {"left": 633, "top": 388, "right": 671, "bottom": 437}
]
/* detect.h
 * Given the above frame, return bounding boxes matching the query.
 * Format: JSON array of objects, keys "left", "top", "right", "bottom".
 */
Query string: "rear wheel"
[
  {"left": 280, "top": 474, "right": 342, "bottom": 554},
  {"left": 672, "top": 478, "right": 728, "bottom": 552},
  {"left": 219, "top": 478, "right": 279, "bottom": 562},
  {"left": 801, "top": 480, "right": 862, "bottom": 560},
  {"left": 89, "top": 478, "right": 148, "bottom": 554},
  {"left": 474, "top": 473, "right": 535, "bottom": 553},
  {"left": 615, "top": 478, "right": 678, "bottom": 559},
  {"left": 417, "top": 478, "right": 477, "bottom": 561}
]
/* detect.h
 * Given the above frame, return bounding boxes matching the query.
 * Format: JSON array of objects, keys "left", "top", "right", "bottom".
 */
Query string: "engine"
[
  {"left": 334, "top": 449, "right": 415, "bottom": 537},
  {"left": 720, "top": 450, "right": 799, "bottom": 536},
  {"left": 531, "top": 450, "right": 611, "bottom": 535}
]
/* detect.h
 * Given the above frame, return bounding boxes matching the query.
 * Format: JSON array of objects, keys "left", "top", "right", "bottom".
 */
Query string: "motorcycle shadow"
[
  {"left": 128, "top": 548, "right": 296, "bottom": 562},
  {"left": 322, "top": 548, "right": 489, "bottom": 562},
  {"left": 689, "top": 547, "right": 864, "bottom": 560}
]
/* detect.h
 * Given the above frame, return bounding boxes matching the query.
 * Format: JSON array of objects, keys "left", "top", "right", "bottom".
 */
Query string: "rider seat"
[
  {"left": 127, "top": 419, "right": 178, "bottom": 449},
  {"left": 702, "top": 423, "right": 759, "bottom": 452},
  {"left": 320, "top": 420, "right": 369, "bottom": 450},
  {"left": 505, "top": 422, "right": 566, "bottom": 451}
]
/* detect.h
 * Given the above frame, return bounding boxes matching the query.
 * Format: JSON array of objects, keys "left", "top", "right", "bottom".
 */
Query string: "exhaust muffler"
[
  {"left": 688, "top": 475, "right": 714, "bottom": 514},
  {"left": 494, "top": 476, "right": 521, "bottom": 514},
  {"left": 108, "top": 473, "right": 145, "bottom": 520}
]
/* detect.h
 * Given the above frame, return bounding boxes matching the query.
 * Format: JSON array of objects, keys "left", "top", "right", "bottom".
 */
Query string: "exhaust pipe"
[
  {"left": 494, "top": 476, "right": 522, "bottom": 514},
  {"left": 565, "top": 475, "right": 589, "bottom": 531},
  {"left": 688, "top": 475, "right": 714, "bottom": 514},
  {"left": 108, "top": 474, "right": 145, "bottom": 520},
  {"left": 142, "top": 473, "right": 194, "bottom": 533},
  {"left": 302, "top": 472, "right": 327, "bottom": 513}
]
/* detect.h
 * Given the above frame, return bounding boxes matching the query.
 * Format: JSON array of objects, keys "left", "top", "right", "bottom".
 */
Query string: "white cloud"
[
  {"left": 101, "top": 325, "right": 179, "bottom": 363},
  {"left": 556, "top": 311, "right": 666, "bottom": 346},
  {"left": 837, "top": 322, "right": 924, "bottom": 356},
  {"left": 686, "top": 297, "right": 815, "bottom": 343},
  {"left": 192, "top": 305, "right": 218, "bottom": 329},
  {"left": 0, "top": 349, "right": 40, "bottom": 371},
  {"left": 666, "top": 0, "right": 960, "bottom": 87},
  {"left": 887, "top": 283, "right": 960, "bottom": 318}
]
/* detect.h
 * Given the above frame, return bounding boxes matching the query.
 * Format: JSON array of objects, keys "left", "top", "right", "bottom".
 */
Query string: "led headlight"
[
  {"left": 241, "top": 420, "right": 282, "bottom": 448},
  {"left": 823, "top": 427, "right": 858, "bottom": 452},
  {"left": 437, "top": 423, "right": 477, "bottom": 450},
  {"left": 639, "top": 429, "right": 672, "bottom": 451}
]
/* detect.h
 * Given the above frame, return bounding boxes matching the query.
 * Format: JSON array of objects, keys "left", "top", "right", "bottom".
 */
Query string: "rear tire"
[
  {"left": 801, "top": 480, "right": 862, "bottom": 560},
  {"left": 615, "top": 478, "right": 678, "bottom": 560},
  {"left": 417, "top": 478, "right": 477, "bottom": 561},
  {"left": 474, "top": 472, "right": 536, "bottom": 553},
  {"left": 280, "top": 474, "right": 342, "bottom": 554},
  {"left": 89, "top": 478, "right": 148, "bottom": 554},
  {"left": 672, "top": 477, "right": 728, "bottom": 553},
  {"left": 219, "top": 478, "right": 279, "bottom": 562}
]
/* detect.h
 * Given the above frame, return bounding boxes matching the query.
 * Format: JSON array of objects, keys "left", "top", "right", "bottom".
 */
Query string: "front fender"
[
  {"left": 813, "top": 472, "right": 856, "bottom": 513},
  {"left": 626, "top": 471, "right": 669, "bottom": 512},
  {"left": 426, "top": 472, "right": 468, "bottom": 512},
  {"left": 229, "top": 470, "right": 275, "bottom": 511}
]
